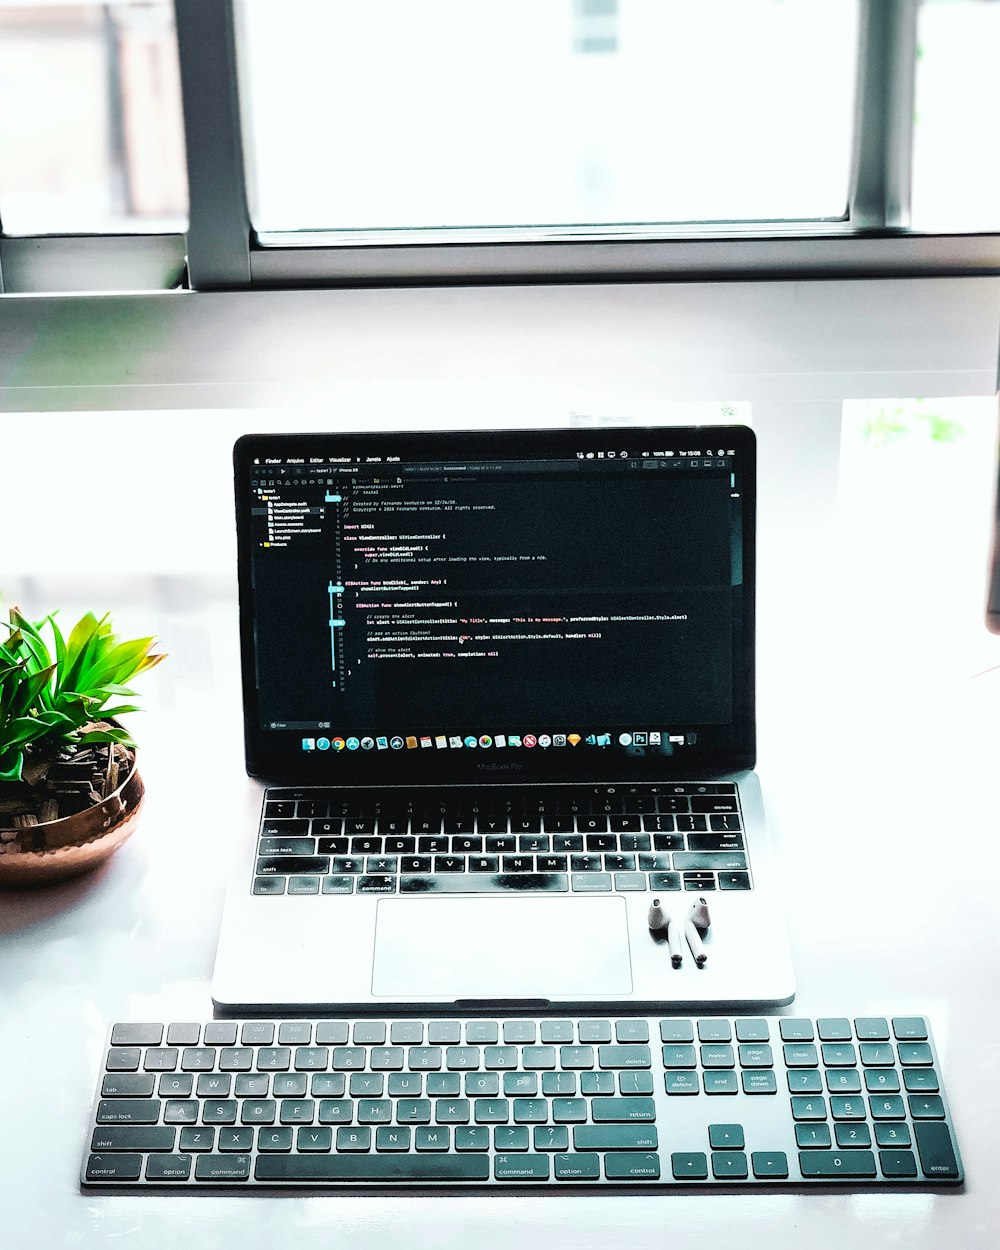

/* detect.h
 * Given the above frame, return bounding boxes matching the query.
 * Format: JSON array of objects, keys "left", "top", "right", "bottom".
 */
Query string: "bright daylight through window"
[
  {"left": 238, "top": 0, "right": 859, "bottom": 241},
  {"left": 0, "top": 0, "right": 186, "bottom": 234}
]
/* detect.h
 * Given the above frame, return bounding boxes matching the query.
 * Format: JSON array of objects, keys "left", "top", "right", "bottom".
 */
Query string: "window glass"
[
  {"left": 838, "top": 398, "right": 1000, "bottom": 684},
  {"left": 0, "top": 0, "right": 187, "bottom": 234},
  {"left": 911, "top": 0, "right": 1000, "bottom": 232},
  {"left": 238, "top": 0, "right": 859, "bottom": 239}
]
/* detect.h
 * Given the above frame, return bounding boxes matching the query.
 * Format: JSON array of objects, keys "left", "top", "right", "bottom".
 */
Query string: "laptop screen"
[{"left": 235, "top": 425, "right": 755, "bottom": 783}]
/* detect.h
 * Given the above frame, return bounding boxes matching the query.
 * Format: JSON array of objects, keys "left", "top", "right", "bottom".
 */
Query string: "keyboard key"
[
  {"left": 671, "top": 1152, "right": 708, "bottom": 1180},
  {"left": 735, "top": 1019, "right": 769, "bottom": 1042},
  {"left": 903, "top": 1068, "right": 939, "bottom": 1093},
  {"left": 790, "top": 1097, "right": 827, "bottom": 1121},
  {"left": 835, "top": 1123, "right": 872, "bottom": 1148},
  {"left": 898, "top": 1043, "right": 934, "bottom": 1066},
  {"left": 742, "top": 1071, "right": 777, "bottom": 1095},
  {"left": 102, "top": 1074, "right": 156, "bottom": 1098},
  {"left": 908, "top": 1094, "right": 946, "bottom": 1119},
  {"left": 145, "top": 1154, "right": 193, "bottom": 1180},
  {"left": 111, "top": 1024, "right": 163, "bottom": 1047},
  {"left": 914, "top": 1122, "right": 960, "bottom": 1177},
  {"left": 798, "top": 1151, "right": 877, "bottom": 1178},
  {"left": 91, "top": 1126, "right": 176, "bottom": 1153},
  {"left": 106, "top": 1048, "right": 141, "bottom": 1072},
  {"left": 711, "top": 1151, "right": 748, "bottom": 1179},
  {"left": 854, "top": 1017, "right": 891, "bottom": 1041},
  {"left": 97, "top": 1099, "right": 161, "bottom": 1124},
  {"left": 879, "top": 1150, "right": 918, "bottom": 1178},
  {"left": 195, "top": 1154, "right": 251, "bottom": 1181},
  {"left": 865, "top": 1068, "right": 901, "bottom": 1093},
  {"left": 400, "top": 874, "right": 568, "bottom": 893},
  {"left": 591, "top": 1097, "right": 656, "bottom": 1122},
  {"left": 664, "top": 1072, "right": 700, "bottom": 1095},
  {"left": 597, "top": 1045, "right": 651, "bottom": 1069},
  {"left": 578, "top": 1021, "right": 612, "bottom": 1043},
  {"left": 256, "top": 1155, "right": 491, "bottom": 1182},
  {"left": 708, "top": 1123, "right": 745, "bottom": 1149},
  {"left": 751, "top": 1151, "right": 789, "bottom": 1179},
  {"left": 673, "top": 852, "right": 747, "bottom": 872},
  {"left": 605, "top": 1152, "right": 661, "bottom": 1179},
  {"left": 86, "top": 1153, "right": 143, "bottom": 1181},
  {"left": 826, "top": 1069, "right": 861, "bottom": 1093},
  {"left": 660, "top": 1020, "right": 695, "bottom": 1043},
  {"left": 574, "top": 1125, "right": 658, "bottom": 1151},
  {"left": 494, "top": 1154, "right": 549, "bottom": 1180},
  {"left": 554, "top": 1153, "right": 601, "bottom": 1180},
  {"left": 892, "top": 1017, "right": 928, "bottom": 1041},
  {"left": 875, "top": 1122, "right": 911, "bottom": 1148},
  {"left": 702, "top": 1071, "right": 739, "bottom": 1095}
]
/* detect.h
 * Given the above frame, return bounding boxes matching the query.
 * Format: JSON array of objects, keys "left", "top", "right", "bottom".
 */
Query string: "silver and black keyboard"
[
  {"left": 83, "top": 1012, "right": 962, "bottom": 1189},
  {"left": 253, "top": 783, "right": 751, "bottom": 898}
]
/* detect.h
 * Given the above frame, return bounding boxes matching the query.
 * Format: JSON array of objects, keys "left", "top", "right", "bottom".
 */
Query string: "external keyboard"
[
  {"left": 83, "top": 1013, "right": 962, "bottom": 1189},
  {"left": 253, "top": 783, "right": 751, "bottom": 897}
]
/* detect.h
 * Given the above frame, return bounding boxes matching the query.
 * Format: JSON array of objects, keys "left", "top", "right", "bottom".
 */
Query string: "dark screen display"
[{"left": 236, "top": 427, "right": 754, "bottom": 781}]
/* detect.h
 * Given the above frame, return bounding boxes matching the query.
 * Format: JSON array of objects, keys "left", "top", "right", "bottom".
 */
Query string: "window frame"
[{"left": 1, "top": 0, "right": 999, "bottom": 294}]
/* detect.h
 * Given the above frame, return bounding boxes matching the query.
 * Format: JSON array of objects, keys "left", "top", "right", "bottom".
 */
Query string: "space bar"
[
  {"left": 400, "top": 873, "right": 568, "bottom": 893},
  {"left": 254, "top": 1155, "right": 490, "bottom": 1182}
]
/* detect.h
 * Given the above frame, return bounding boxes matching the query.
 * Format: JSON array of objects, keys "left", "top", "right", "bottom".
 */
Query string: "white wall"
[{"left": 1, "top": 277, "right": 997, "bottom": 412}]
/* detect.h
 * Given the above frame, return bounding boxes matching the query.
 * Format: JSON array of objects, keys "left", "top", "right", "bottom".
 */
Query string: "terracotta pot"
[{"left": 0, "top": 756, "right": 145, "bottom": 888}]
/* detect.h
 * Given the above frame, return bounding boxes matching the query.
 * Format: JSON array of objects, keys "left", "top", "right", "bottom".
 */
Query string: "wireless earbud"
[
  {"left": 649, "top": 896, "right": 711, "bottom": 968},
  {"left": 684, "top": 896, "right": 711, "bottom": 966},
  {"left": 647, "top": 898, "right": 669, "bottom": 931}
]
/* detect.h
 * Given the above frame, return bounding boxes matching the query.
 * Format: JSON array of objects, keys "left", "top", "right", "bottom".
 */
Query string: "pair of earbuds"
[{"left": 647, "top": 896, "right": 711, "bottom": 967}]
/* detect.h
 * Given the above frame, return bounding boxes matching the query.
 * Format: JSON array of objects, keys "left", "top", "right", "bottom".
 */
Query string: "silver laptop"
[{"left": 212, "top": 425, "right": 795, "bottom": 1013}]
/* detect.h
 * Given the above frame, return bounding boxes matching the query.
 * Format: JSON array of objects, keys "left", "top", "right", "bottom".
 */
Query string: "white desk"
[{"left": 2, "top": 421, "right": 999, "bottom": 1249}]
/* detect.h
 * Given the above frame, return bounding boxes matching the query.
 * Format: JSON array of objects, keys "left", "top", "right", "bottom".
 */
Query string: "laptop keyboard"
[
  {"left": 83, "top": 1013, "right": 962, "bottom": 1189},
  {"left": 251, "top": 783, "right": 750, "bottom": 897}
]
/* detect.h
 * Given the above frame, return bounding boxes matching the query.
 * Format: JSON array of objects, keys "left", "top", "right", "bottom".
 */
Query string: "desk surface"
[{"left": 3, "top": 422, "right": 1000, "bottom": 1249}]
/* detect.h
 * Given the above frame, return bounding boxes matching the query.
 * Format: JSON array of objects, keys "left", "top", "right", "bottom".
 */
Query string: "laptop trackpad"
[{"left": 371, "top": 896, "right": 632, "bottom": 999}]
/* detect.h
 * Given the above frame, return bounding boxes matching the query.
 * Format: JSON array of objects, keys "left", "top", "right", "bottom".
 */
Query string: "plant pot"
[{"left": 0, "top": 755, "right": 145, "bottom": 888}]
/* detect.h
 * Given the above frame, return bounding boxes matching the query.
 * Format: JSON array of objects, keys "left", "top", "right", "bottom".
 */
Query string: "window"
[
  {"left": 911, "top": 0, "right": 1000, "bottom": 232},
  {"left": 239, "top": 0, "right": 859, "bottom": 241},
  {"left": 0, "top": 0, "right": 187, "bottom": 234},
  {"left": 1, "top": 0, "right": 999, "bottom": 291}
]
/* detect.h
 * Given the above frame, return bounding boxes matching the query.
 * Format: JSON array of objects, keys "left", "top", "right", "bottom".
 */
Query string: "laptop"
[{"left": 211, "top": 424, "right": 795, "bottom": 1013}]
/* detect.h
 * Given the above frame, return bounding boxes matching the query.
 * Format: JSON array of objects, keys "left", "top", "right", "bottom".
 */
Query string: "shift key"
[{"left": 573, "top": 1125, "right": 658, "bottom": 1151}]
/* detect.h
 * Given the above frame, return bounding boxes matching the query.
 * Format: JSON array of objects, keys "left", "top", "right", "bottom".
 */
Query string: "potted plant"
[{"left": 0, "top": 606, "right": 164, "bottom": 887}]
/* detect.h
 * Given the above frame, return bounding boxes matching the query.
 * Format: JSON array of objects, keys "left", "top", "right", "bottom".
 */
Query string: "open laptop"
[{"left": 212, "top": 424, "right": 795, "bottom": 1013}]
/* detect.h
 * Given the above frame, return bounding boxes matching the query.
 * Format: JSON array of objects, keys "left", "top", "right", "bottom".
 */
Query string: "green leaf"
[
  {"left": 10, "top": 663, "right": 56, "bottom": 717},
  {"left": 8, "top": 612, "right": 51, "bottom": 674},
  {"left": 59, "top": 612, "right": 105, "bottom": 694},
  {"left": 86, "top": 637, "right": 159, "bottom": 686},
  {"left": 0, "top": 629, "right": 25, "bottom": 663},
  {"left": 1, "top": 715, "right": 57, "bottom": 749},
  {"left": 76, "top": 727, "right": 135, "bottom": 746},
  {"left": 0, "top": 747, "right": 25, "bottom": 782},
  {"left": 44, "top": 613, "right": 67, "bottom": 672}
]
